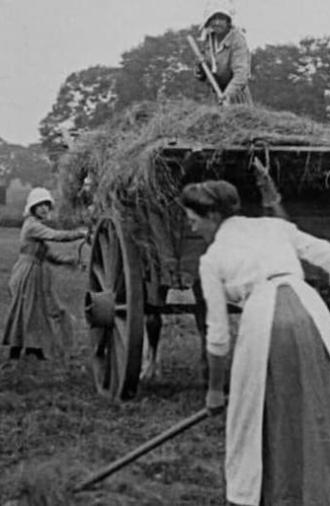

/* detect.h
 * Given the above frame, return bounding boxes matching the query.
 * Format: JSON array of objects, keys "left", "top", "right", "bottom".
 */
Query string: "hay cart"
[{"left": 84, "top": 141, "right": 330, "bottom": 401}]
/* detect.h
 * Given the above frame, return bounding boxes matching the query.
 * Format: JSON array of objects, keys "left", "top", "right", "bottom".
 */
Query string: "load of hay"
[{"left": 58, "top": 98, "right": 330, "bottom": 225}]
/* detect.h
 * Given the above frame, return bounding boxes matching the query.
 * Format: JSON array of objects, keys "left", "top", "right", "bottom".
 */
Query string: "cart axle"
[{"left": 146, "top": 302, "right": 241, "bottom": 315}]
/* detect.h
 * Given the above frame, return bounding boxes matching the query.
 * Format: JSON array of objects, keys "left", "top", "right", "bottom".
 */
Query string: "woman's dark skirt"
[{"left": 260, "top": 284, "right": 330, "bottom": 506}]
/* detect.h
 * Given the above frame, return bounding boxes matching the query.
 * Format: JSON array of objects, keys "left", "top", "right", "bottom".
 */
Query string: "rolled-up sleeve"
[
  {"left": 289, "top": 223, "right": 330, "bottom": 274},
  {"left": 200, "top": 254, "right": 230, "bottom": 356},
  {"left": 25, "top": 219, "right": 82, "bottom": 242}
]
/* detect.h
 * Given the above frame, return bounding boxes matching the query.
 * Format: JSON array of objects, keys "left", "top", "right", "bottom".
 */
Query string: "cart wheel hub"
[{"left": 85, "top": 290, "right": 115, "bottom": 327}]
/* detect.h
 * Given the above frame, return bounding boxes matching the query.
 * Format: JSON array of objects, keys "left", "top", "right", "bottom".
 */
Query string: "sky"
[{"left": 0, "top": 0, "right": 329, "bottom": 146}]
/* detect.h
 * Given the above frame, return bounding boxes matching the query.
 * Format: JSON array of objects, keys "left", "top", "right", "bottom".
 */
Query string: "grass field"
[{"left": 0, "top": 228, "right": 226, "bottom": 506}]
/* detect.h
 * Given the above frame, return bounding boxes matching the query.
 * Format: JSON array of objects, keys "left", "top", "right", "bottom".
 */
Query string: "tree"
[
  {"left": 39, "top": 27, "right": 210, "bottom": 161},
  {"left": 39, "top": 66, "right": 119, "bottom": 160},
  {"left": 251, "top": 37, "right": 330, "bottom": 120},
  {"left": 115, "top": 26, "right": 208, "bottom": 107},
  {"left": 0, "top": 141, "right": 53, "bottom": 187},
  {"left": 298, "top": 37, "right": 330, "bottom": 120}
]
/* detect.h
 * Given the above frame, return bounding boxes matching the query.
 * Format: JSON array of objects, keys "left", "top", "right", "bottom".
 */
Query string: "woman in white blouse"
[{"left": 181, "top": 180, "right": 330, "bottom": 506}]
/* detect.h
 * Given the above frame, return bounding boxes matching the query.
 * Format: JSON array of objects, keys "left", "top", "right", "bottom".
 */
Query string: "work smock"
[
  {"left": 202, "top": 27, "right": 252, "bottom": 105},
  {"left": 3, "top": 216, "right": 83, "bottom": 358}
]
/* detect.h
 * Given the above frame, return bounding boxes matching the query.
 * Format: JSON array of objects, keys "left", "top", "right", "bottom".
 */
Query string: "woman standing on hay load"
[
  {"left": 195, "top": 0, "right": 253, "bottom": 106},
  {"left": 181, "top": 179, "right": 330, "bottom": 506},
  {"left": 2, "top": 187, "right": 87, "bottom": 362}
]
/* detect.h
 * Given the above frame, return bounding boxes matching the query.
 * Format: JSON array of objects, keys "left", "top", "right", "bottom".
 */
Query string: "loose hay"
[
  {"left": 56, "top": 99, "right": 330, "bottom": 289},
  {"left": 58, "top": 98, "right": 330, "bottom": 221}
]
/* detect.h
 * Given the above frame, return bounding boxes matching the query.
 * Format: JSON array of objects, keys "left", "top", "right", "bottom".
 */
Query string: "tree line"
[{"left": 39, "top": 25, "right": 330, "bottom": 158}]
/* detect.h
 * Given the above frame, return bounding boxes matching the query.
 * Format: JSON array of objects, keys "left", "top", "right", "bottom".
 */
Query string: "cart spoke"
[
  {"left": 107, "top": 319, "right": 127, "bottom": 396},
  {"left": 91, "top": 264, "right": 107, "bottom": 291},
  {"left": 114, "top": 273, "right": 125, "bottom": 300},
  {"left": 90, "top": 327, "right": 106, "bottom": 353},
  {"left": 100, "top": 222, "right": 123, "bottom": 294},
  {"left": 109, "top": 236, "right": 122, "bottom": 292},
  {"left": 98, "top": 231, "right": 109, "bottom": 259},
  {"left": 91, "top": 329, "right": 112, "bottom": 394},
  {"left": 91, "top": 244, "right": 102, "bottom": 276},
  {"left": 102, "top": 337, "right": 112, "bottom": 390},
  {"left": 99, "top": 232, "right": 112, "bottom": 284},
  {"left": 115, "top": 304, "right": 127, "bottom": 315}
]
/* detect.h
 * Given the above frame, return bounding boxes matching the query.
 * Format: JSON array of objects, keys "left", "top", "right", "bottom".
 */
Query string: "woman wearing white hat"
[
  {"left": 196, "top": 0, "right": 253, "bottom": 106},
  {"left": 2, "top": 187, "right": 87, "bottom": 361}
]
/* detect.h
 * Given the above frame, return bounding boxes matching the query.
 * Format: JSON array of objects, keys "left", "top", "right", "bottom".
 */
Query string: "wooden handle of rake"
[
  {"left": 187, "top": 35, "right": 224, "bottom": 103},
  {"left": 74, "top": 407, "right": 220, "bottom": 492}
]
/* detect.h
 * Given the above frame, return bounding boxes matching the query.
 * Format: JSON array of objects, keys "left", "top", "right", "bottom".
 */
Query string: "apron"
[{"left": 226, "top": 275, "right": 330, "bottom": 505}]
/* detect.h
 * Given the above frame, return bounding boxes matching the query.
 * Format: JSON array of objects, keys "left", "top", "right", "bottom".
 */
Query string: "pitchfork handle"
[
  {"left": 75, "top": 407, "right": 213, "bottom": 492},
  {"left": 187, "top": 35, "right": 224, "bottom": 103}
]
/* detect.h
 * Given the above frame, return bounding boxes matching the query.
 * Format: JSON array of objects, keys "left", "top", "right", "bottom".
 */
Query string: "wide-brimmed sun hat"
[{"left": 23, "top": 187, "right": 55, "bottom": 217}]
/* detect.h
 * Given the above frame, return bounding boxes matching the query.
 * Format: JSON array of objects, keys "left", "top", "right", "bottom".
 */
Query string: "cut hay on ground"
[{"left": 57, "top": 98, "right": 330, "bottom": 220}]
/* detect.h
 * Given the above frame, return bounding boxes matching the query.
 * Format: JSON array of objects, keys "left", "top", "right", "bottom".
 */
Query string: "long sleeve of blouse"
[
  {"left": 25, "top": 218, "right": 83, "bottom": 243},
  {"left": 223, "top": 32, "right": 251, "bottom": 101},
  {"left": 292, "top": 226, "right": 330, "bottom": 274}
]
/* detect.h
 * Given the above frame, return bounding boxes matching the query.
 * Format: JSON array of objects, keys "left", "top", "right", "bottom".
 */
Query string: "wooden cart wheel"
[{"left": 88, "top": 215, "right": 144, "bottom": 400}]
